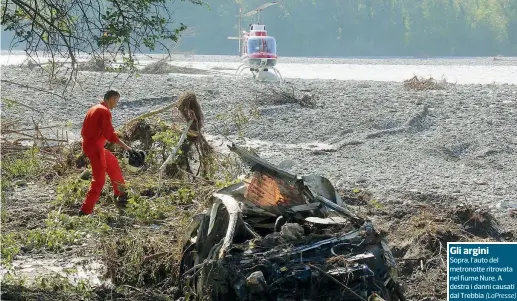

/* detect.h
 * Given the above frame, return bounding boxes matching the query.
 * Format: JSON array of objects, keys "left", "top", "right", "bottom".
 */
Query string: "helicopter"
[{"left": 228, "top": 2, "right": 283, "bottom": 81}]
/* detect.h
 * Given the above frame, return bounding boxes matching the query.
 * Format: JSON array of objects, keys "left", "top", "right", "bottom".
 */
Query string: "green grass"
[
  {"left": 53, "top": 177, "right": 91, "bottom": 207},
  {"left": 0, "top": 110, "right": 247, "bottom": 298},
  {"left": 1, "top": 210, "right": 112, "bottom": 266},
  {"left": 1, "top": 148, "right": 45, "bottom": 190}
]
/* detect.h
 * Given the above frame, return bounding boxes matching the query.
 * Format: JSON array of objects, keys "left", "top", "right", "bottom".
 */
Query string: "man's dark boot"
[
  {"left": 116, "top": 193, "right": 129, "bottom": 208},
  {"left": 78, "top": 210, "right": 87, "bottom": 216}
]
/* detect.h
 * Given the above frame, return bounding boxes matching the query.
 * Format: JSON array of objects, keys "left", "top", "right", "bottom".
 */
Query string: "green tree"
[{"left": 1, "top": 0, "right": 205, "bottom": 75}]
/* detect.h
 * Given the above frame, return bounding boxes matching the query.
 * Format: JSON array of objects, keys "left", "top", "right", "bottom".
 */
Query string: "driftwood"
[
  {"left": 159, "top": 120, "right": 194, "bottom": 172},
  {"left": 1, "top": 118, "right": 69, "bottom": 154},
  {"left": 403, "top": 75, "right": 446, "bottom": 91},
  {"left": 510, "top": 208, "right": 517, "bottom": 218},
  {"left": 125, "top": 102, "right": 177, "bottom": 127},
  {"left": 1, "top": 80, "right": 69, "bottom": 101},
  {"left": 253, "top": 85, "right": 316, "bottom": 108},
  {"left": 173, "top": 92, "right": 213, "bottom": 178},
  {"left": 115, "top": 92, "right": 213, "bottom": 179},
  {"left": 176, "top": 91, "right": 204, "bottom": 132}
]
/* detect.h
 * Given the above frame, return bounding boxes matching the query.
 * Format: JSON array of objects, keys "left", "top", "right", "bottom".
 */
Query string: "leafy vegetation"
[
  {"left": 53, "top": 177, "right": 91, "bottom": 207},
  {"left": 2, "top": 272, "right": 94, "bottom": 300},
  {"left": 0, "top": 0, "right": 206, "bottom": 78},
  {"left": 0, "top": 106, "right": 250, "bottom": 299},
  {"left": 1, "top": 148, "right": 45, "bottom": 190}
]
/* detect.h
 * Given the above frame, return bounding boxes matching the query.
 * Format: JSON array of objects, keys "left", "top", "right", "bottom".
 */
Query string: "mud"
[{"left": 344, "top": 192, "right": 516, "bottom": 301}]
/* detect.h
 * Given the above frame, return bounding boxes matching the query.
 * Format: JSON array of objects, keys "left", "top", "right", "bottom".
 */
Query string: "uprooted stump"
[
  {"left": 403, "top": 75, "right": 447, "bottom": 91},
  {"left": 117, "top": 117, "right": 168, "bottom": 151},
  {"left": 172, "top": 91, "right": 214, "bottom": 178},
  {"left": 451, "top": 204, "right": 500, "bottom": 238},
  {"left": 106, "top": 91, "right": 216, "bottom": 179}
]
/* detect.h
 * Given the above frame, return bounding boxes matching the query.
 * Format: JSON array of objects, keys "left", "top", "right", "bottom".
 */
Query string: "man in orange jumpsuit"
[{"left": 79, "top": 90, "right": 132, "bottom": 215}]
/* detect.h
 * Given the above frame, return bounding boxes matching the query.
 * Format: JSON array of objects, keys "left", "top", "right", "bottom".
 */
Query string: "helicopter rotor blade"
[{"left": 243, "top": 1, "right": 279, "bottom": 17}]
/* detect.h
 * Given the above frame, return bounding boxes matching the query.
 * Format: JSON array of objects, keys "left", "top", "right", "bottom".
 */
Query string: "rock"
[
  {"left": 280, "top": 223, "right": 304, "bottom": 241},
  {"left": 246, "top": 271, "right": 267, "bottom": 294},
  {"left": 473, "top": 179, "right": 488, "bottom": 185},
  {"left": 14, "top": 180, "right": 27, "bottom": 186},
  {"left": 368, "top": 292, "right": 386, "bottom": 301},
  {"left": 497, "top": 200, "right": 517, "bottom": 210},
  {"left": 356, "top": 177, "right": 368, "bottom": 184}
]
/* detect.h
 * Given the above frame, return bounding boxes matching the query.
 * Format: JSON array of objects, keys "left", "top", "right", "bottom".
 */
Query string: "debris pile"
[
  {"left": 77, "top": 56, "right": 112, "bottom": 72},
  {"left": 253, "top": 85, "right": 316, "bottom": 108},
  {"left": 179, "top": 144, "right": 406, "bottom": 301},
  {"left": 139, "top": 58, "right": 208, "bottom": 75},
  {"left": 510, "top": 208, "right": 517, "bottom": 218},
  {"left": 403, "top": 75, "right": 446, "bottom": 91}
]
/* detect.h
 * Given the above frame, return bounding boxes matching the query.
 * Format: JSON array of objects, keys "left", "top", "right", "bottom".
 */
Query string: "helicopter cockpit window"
[{"left": 247, "top": 37, "right": 276, "bottom": 54}]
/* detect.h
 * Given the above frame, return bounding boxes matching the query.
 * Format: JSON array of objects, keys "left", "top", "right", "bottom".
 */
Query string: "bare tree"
[{"left": 1, "top": 0, "right": 204, "bottom": 84}]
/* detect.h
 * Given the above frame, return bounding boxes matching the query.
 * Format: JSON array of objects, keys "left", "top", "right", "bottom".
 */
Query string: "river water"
[{"left": 2, "top": 51, "right": 517, "bottom": 85}]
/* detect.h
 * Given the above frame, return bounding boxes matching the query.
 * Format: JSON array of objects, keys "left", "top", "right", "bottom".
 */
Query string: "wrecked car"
[{"left": 179, "top": 143, "right": 406, "bottom": 301}]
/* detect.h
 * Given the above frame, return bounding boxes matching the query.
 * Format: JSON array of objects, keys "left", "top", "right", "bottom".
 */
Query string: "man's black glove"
[{"left": 128, "top": 149, "right": 146, "bottom": 166}]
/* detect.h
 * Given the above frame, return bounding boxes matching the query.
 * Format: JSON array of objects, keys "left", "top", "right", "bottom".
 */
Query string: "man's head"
[{"left": 103, "top": 90, "right": 120, "bottom": 109}]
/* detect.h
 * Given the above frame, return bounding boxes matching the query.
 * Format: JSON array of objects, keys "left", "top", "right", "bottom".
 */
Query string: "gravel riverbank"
[{"left": 2, "top": 62, "right": 516, "bottom": 229}]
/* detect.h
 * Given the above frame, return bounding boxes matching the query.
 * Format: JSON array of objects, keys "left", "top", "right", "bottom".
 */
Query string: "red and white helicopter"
[{"left": 228, "top": 2, "right": 283, "bottom": 81}]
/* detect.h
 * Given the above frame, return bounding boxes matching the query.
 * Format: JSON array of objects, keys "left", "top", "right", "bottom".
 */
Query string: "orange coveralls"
[{"left": 80, "top": 101, "right": 125, "bottom": 214}]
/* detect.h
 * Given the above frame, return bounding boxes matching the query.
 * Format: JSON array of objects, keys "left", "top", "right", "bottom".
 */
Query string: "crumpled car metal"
[{"left": 179, "top": 143, "right": 406, "bottom": 301}]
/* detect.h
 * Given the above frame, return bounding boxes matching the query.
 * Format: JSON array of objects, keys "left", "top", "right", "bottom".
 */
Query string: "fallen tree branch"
[
  {"left": 124, "top": 102, "right": 177, "bottom": 128},
  {"left": 1, "top": 97, "right": 44, "bottom": 114},
  {"left": 159, "top": 120, "right": 194, "bottom": 172},
  {"left": 14, "top": 125, "right": 63, "bottom": 132},
  {"left": 1, "top": 79, "right": 69, "bottom": 101},
  {"left": 142, "top": 252, "right": 170, "bottom": 263}
]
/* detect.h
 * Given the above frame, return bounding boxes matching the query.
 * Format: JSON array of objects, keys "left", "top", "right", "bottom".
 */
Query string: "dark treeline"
[
  {"left": 174, "top": 0, "right": 517, "bottom": 57},
  {"left": 2, "top": 0, "right": 516, "bottom": 57}
]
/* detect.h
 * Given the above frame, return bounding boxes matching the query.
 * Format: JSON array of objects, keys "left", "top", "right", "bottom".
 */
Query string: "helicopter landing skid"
[{"left": 235, "top": 64, "right": 283, "bottom": 82}]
